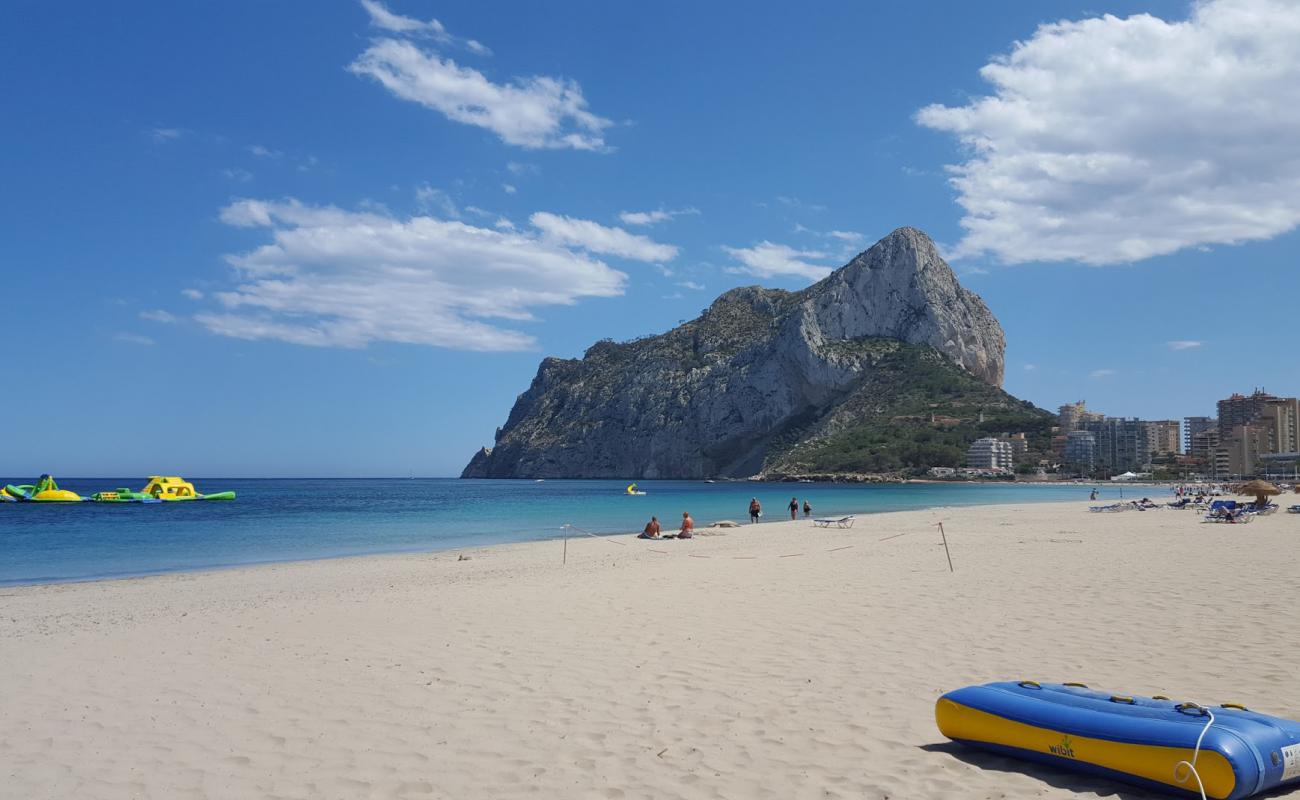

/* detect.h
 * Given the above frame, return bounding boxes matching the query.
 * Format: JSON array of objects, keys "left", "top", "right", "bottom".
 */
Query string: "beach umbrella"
[{"left": 1237, "top": 480, "right": 1280, "bottom": 508}]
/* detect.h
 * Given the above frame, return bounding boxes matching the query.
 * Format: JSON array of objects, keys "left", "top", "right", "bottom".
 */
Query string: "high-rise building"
[
  {"left": 1080, "top": 417, "right": 1155, "bottom": 473},
  {"left": 1059, "top": 401, "right": 1104, "bottom": 433},
  {"left": 967, "top": 437, "right": 1013, "bottom": 471},
  {"left": 1188, "top": 426, "right": 1220, "bottom": 464},
  {"left": 1150, "top": 420, "right": 1181, "bottom": 456},
  {"left": 1183, "top": 416, "right": 1215, "bottom": 454},
  {"left": 1212, "top": 391, "right": 1300, "bottom": 476},
  {"left": 1063, "top": 430, "right": 1096, "bottom": 472},
  {"left": 1217, "top": 390, "right": 1280, "bottom": 440}
]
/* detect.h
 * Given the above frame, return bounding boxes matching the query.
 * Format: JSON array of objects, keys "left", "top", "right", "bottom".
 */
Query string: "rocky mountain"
[{"left": 463, "top": 227, "right": 1046, "bottom": 479}]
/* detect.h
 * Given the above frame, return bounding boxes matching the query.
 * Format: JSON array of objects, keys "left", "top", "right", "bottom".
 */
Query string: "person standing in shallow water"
[
  {"left": 749, "top": 497, "right": 761, "bottom": 524},
  {"left": 802, "top": 499, "right": 812, "bottom": 518},
  {"left": 788, "top": 496, "right": 798, "bottom": 521}
]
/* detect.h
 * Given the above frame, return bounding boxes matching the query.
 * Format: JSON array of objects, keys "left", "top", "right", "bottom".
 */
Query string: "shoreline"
[{"left": 2, "top": 483, "right": 1139, "bottom": 589}]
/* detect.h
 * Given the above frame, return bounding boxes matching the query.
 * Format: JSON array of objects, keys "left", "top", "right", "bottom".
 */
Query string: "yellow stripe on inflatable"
[{"left": 936, "top": 699, "right": 1237, "bottom": 799}]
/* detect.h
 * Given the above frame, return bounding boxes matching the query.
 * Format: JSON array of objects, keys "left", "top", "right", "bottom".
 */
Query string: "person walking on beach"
[
  {"left": 1090, "top": 488, "right": 1098, "bottom": 501},
  {"left": 639, "top": 516, "right": 661, "bottom": 539},
  {"left": 802, "top": 499, "right": 812, "bottom": 518},
  {"left": 679, "top": 511, "right": 694, "bottom": 539},
  {"left": 788, "top": 496, "right": 799, "bottom": 520},
  {"left": 749, "top": 497, "right": 762, "bottom": 524}
]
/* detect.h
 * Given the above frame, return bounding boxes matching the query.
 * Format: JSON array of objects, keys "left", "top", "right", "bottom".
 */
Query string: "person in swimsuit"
[
  {"left": 749, "top": 497, "right": 761, "bottom": 524},
  {"left": 788, "top": 496, "right": 799, "bottom": 520},
  {"left": 639, "top": 516, "right": 661, "bottom": 539},
  {"left": 802, "top": 499, "right": 811, "bottom": 518},
  {"left": 679, "top": 511, "right": 694, "bottom": 539}
]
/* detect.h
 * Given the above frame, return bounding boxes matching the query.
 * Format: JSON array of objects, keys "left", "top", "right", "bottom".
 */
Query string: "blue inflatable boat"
[{"left": 937, "top": 682, "right": 1300, "bottom": 799}]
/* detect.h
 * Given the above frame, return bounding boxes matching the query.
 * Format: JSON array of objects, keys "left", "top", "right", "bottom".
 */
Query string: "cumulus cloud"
[
  {"left": 618, "top": 207, "right": 700, "bottom": 226},
  {"left": 917, "top": 0, "right": 1300, "bottom": 264},
  {"left": 723, "top": 242, "right": 833, "bottom": 281},
  {"left": 529, "top": 212, "right": 678, "bottom": 262},
  {"left": 140, "top": 309, "right": 177, "bottom": 324},
  {"left": 198, "top": 198, "right": 627, "bottom": 351},
  {"left": 359, "top": 0, "right": 490, "bottom": 54},
  {"left": 349, "top": 30, "right": 610, "bottom": 150},
  {"left": 1167, "top": 340, "right": 1204, "bottom": 350}
]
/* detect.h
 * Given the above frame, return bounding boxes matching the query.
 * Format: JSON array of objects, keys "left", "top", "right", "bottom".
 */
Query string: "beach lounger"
[
  {"left": 813, "top": 515, "right": 855, "bottom": 528},
  {"left": 1288, "top": 505, "right": 1300, "bottom": 514}
]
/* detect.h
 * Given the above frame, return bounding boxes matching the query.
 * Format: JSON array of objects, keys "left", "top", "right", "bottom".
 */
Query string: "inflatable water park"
[
  {"left": 937, "top": 681, "right": 1300, "bottom": 799},
  {"left": 1, "top": 475, "right": 235, "bottom": 504}
]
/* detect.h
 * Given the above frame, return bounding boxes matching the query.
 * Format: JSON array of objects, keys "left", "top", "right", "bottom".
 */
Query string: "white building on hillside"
[{"left": 967, "top": 437, "right": 1013, "bottom": 471}]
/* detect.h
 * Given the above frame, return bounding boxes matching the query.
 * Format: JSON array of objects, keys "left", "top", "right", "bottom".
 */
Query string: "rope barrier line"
[
  {"left": 825, "top": 545, "right": 855, "bottom": 553},
  {"left": 878, "top": 532, "right": 909, "bottom": 542}
]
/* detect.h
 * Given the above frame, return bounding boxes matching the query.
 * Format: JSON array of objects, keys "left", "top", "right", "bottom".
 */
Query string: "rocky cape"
[{"left": 463, "top": 227, "right": 1044, "bottom": 479}]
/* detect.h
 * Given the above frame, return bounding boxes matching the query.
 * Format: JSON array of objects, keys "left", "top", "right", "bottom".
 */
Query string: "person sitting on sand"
[
  {"left": 802, "top": 499, "right": 812, "bottom": 518},
  {"left": 749, "top": 497, "right": 761, "bottom": 524},
  {"left": 639, "top": 516, "right": 661, "bottom": 539},
  {"left": 679, "top": 511, "right": 694, "bottom": 539}
]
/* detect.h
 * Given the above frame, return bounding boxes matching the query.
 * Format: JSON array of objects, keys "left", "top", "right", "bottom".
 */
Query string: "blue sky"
[{"left": 3, "top": 0, "right": 1297, "bottom": 477}]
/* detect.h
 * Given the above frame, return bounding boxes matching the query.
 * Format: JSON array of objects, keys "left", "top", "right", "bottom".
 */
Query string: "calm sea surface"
[{"left": 0, "top": 478, "right": 1099, "bottom": 585}]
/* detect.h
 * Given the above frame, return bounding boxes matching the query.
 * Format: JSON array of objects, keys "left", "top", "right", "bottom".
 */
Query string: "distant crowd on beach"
[{"left": 638, "top": 496, "right": 815, "bottom": 540}]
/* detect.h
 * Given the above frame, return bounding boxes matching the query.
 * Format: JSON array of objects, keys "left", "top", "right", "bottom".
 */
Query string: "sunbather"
[
  {"left": 639, "top": 516, "right": 661, "bottom": 539},
  {"left": 678, "top": 512, "right": 694, "bottom": 539}
]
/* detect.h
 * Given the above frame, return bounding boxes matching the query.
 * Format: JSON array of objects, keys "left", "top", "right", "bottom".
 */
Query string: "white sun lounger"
[{"left": 813, "top": 515, "right": 855, "bottom": 528}]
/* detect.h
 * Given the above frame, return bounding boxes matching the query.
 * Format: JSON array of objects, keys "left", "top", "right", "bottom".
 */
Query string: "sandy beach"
[{"left": 3, "top": 499, "right": 1298, "bottom": 799}]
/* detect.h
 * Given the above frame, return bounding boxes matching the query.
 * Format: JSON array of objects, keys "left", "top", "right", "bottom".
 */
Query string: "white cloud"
[
  {"left": 506, "top": 161, "right": 538, "bottom": 175},
  {"left": 1023, "top": 363, "right": 1037, "bottom": 371},
  {"left": 181, "top": 288, "right": 204, "bottom": 300},
  {"left": 247, "top": 144, "right": 281, "bottom": 158},
  {"left": 148, "top": 127, "right": 185, "bottom": 143},
  {"left": 415, "top": 184, "right": 460, "bottom": 218},
  {"left": 529, "top": 212, "right": 678, "bottom": 262},
  {"left": 775, "top": 196, "right": 826, "bottom": 213},
  {"left": 826, "top": 230, "right": 864, "bottom": 244},
  {"left": 198, "top": 198, "right": 626, "bottom": 351},
  {"left": 359, "top": 0, "right": 490, "bottom": 54},
  {"left": 349, "top": 37, "right": 610, "bottom": 150},
  {"left": 114, "top": 332, "right": 156, "bottom": 346},
  {"left": 502, "top": 183, "right": 517, "bottom": 194},
  {"left": 723, "top": 242, "right": 833, "bottom": 281},
  {"left": 223, "top": 167, "right": 254, "bottom": 183},
  {"left": 676, "top": 281, "right": 705, "bottom": 291},
  {"left": 140, "top": 309, "right": 177, "bottom": 324},
  {"left": 1167, "top": 340, "right": 1204, "bottom": 350},
  {"left": 1090, "top": 368, "right": 1116, "bottom": 379},
  {"left": 618, "top": 207, "right": 700, "bottom": 226},
  {"left": 917, "top": 0, "right": 1300, "bottom": 265}
]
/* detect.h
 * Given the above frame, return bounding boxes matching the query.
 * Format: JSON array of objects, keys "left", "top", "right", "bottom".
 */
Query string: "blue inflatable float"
[{"left": 937, "top": 682, "right": 1300, "bottom": 799}]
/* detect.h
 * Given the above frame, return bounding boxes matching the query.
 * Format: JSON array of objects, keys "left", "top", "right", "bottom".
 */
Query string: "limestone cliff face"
[{"left": 462, "top": 227, "right": 1008, "bottom": 479}]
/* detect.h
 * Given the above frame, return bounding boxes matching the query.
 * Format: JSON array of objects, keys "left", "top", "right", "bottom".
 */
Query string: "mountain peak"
[{"left": 463, "top": 227, "right": 1011, "bottom": 478}]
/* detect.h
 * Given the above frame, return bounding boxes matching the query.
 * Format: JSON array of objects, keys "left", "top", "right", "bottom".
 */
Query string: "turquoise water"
[{"left": 0, "top": 478, "right": 1095, "bottom": 585}]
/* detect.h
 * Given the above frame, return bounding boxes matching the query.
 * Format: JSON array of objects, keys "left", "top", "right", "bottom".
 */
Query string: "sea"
[{"left": 0, "top": 478, "right": 1104, "bottom": 586}]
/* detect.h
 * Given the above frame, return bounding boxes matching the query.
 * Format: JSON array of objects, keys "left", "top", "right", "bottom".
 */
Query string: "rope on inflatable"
[{"left": 1173, "top": 704, "right": 1216, "bottom": 800}]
